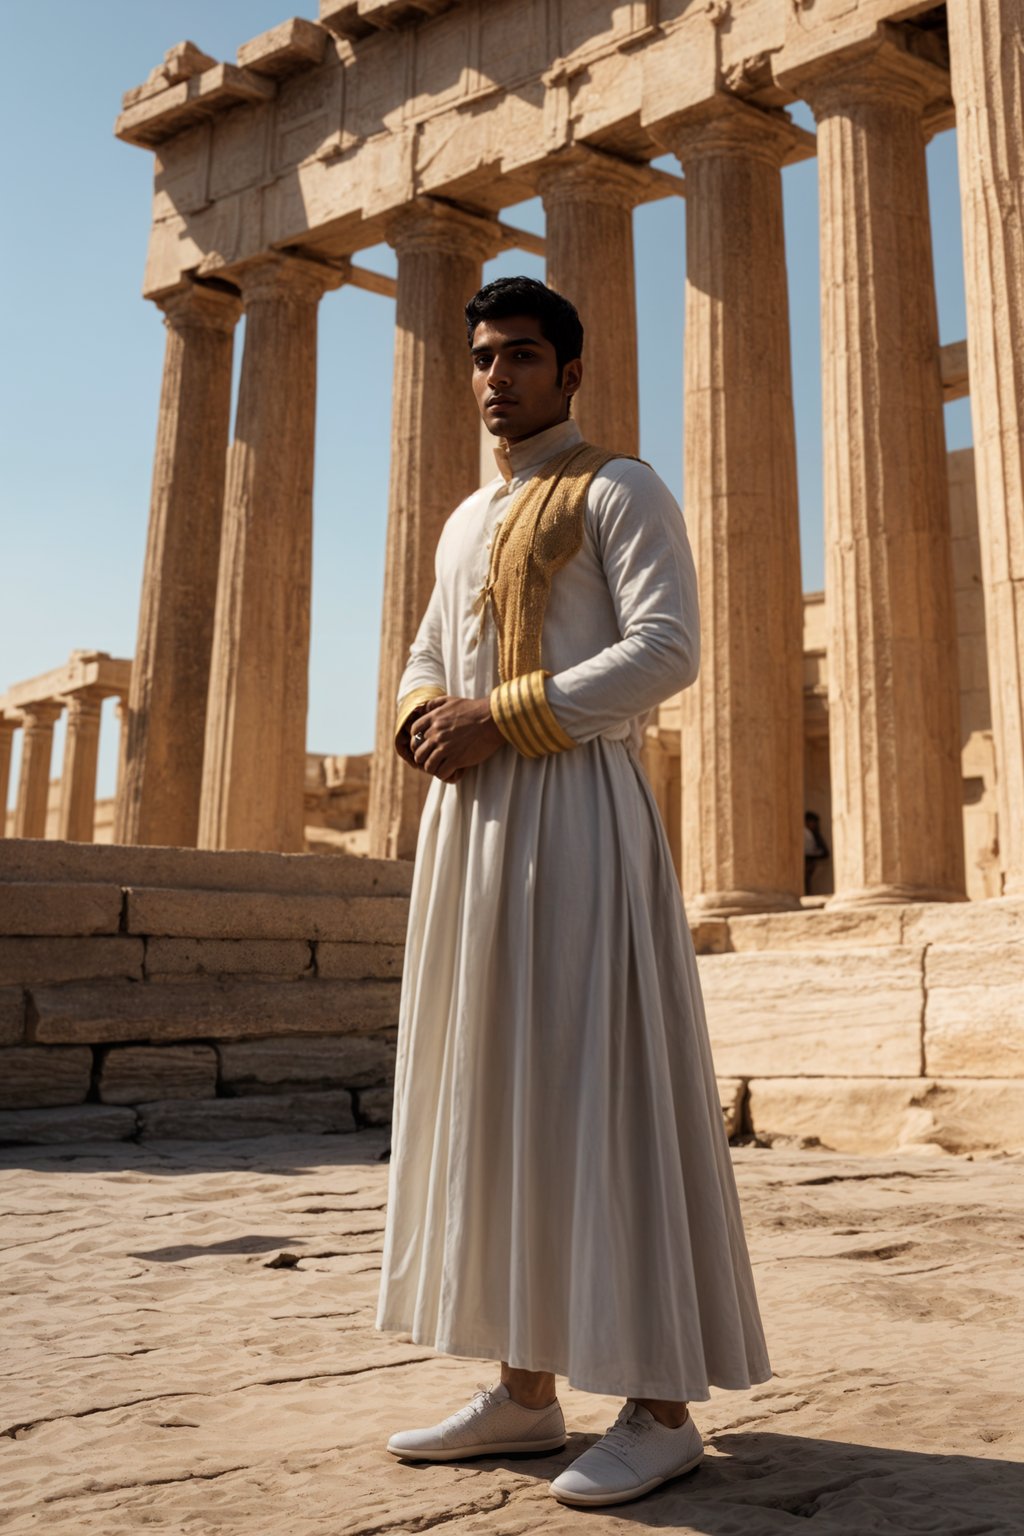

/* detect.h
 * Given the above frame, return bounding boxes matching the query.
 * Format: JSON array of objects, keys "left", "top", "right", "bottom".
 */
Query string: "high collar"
[{"left": 493, "top": 417, "right": 582, "bottom": 485}]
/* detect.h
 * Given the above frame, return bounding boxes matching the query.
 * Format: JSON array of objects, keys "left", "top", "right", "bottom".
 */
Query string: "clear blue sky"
[{"left": 0, "top": 2, "right": 970, "bottom": 806}]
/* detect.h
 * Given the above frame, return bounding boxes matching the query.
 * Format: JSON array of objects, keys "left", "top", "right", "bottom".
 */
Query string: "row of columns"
[
  {"left": 368, "top": 20, "right": 1020, "bottom": 905},
  {"left": 2, "top": 685, "right": 126, "bottom": 842},
  {"left": 116, "top": 256, "right": 339, "bottom": 854},
  {"left": 368, "top": 152, "right": 650, "bottom": 857},
  {"left": 122, "top": 2, "right": 1023, "bottom": 909},
  {"left": 124, "top": 165, "right": 651, "bottom": 863}
]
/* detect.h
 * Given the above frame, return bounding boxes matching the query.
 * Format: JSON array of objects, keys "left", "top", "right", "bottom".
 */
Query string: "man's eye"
[{"left": 514, "top": 351, "right": 535, "bottom": 361}]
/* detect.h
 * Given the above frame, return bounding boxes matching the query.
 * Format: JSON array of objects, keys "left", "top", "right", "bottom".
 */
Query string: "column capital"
[
  {"left": 20, "top": 700, "right": 64, "bottom": 729},
  {"left": 386, "top": 198, "right": 502, "bottom": 264},
  {"left": 536, "top": 146, "right": 654, "bottom": 209},
  {"left": 781, "top": 30, "right": 950, "bottom": 116},
  {"left": 660, "top": 95, "right": 812, "bottom": 170},
  {"left": 233, "top": 252, "right": 344, "bottom": 307},
  {"left": 154, "top": 280, "right": 242, "bottom": 335},
  {"left": 60, "top": 688, "right": 106, "bottom": 722}
]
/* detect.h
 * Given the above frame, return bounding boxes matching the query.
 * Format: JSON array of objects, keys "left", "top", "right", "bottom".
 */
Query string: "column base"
[
  {"left": 687, "top": 889, "right": 803, "bottom": 919},
  {"left": 826, "top": 884, "right": 967, "bottom": 910}
]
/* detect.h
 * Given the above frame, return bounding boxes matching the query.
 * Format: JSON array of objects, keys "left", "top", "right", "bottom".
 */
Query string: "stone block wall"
[
  {"left": 0, "top": 839, "right": 409, "bottom": 1145},
  {"left": 2, "top": 842, "right": 1021, "bottom": 1154},
  {"left": 693, "top": 897, "right": 1024, "bottom": 1155}
]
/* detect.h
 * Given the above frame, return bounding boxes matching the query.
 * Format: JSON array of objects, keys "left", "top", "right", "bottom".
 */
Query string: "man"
[
  {"left": 804, "top": 810, "right": 831, "bottom": 895},
  {"left": 375, "top": 276, "right": 770, "bottom": 1508}
]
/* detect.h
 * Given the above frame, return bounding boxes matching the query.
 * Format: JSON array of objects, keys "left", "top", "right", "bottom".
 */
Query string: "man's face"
[{"left": 470, "top": 314, "right": 582, "bottom": 443}]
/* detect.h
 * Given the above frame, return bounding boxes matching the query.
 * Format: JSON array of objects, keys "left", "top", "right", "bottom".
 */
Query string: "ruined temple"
[{"left": 0, "top": 1, "right": 1021, "bottom": 1152}]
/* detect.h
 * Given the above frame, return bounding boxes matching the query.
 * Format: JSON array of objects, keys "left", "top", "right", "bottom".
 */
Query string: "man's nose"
[{"left": 487, "top": 356, "right": 511, "bottom": 387}]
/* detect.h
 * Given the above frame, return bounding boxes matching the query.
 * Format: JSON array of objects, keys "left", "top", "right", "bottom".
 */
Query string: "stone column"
[
  {"left": 115, "top": 281, "right": 241, "bottom": 849},
  {"left": 367, "top": 200, "right": 500, "bottom": 860},
  {"left": 113, "top": 697, "right": 128, "bottom": 810},
  {"left": 13, "top": 701, "right": 63, "bottom": 839},
  {"left": 199, "top": 254, "right": 340, "bottom": 854},
  {"left": 948, "top": 0, "right": 1024, "bottom": 896},
  {"left": 537, "top": 147, "right": 648, "bottom": 454},
  {"left": 665, "top": 98, "right": 805, "bottom": 915},
  {"left": 0, "top": 715, "right": 19, "bottom": 837},
  {"left": 807, "top": 39, "right": 966, "bottom": 906},
  {"left": 57, "top": 690, "right": 105, "bottom": 843}
]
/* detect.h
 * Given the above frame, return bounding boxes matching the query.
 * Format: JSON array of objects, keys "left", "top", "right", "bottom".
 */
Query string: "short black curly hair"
[{"left": 465, "top": 276, "right": 583, "bottom": 382}]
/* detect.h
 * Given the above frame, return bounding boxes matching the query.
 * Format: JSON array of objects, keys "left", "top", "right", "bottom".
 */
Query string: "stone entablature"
[
  {"left": 0, "top": 651, "right": 131, "bottom": 845},
  {"left": 115, "top": 2, "right": 951, "bottom": 297}
]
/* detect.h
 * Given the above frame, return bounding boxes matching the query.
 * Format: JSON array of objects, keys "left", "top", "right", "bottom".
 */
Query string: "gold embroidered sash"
[{"left": 481, "top": 441, "right": 628, "bottom": 683}]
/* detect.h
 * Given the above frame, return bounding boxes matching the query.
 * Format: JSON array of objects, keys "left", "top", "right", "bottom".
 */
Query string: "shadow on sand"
[
  {"left": 470, "top": 1428, "right": 1023, "bottom": 1533},
  {"left": 0, "top": 1127, "right": 392, "bottom": 1178}
]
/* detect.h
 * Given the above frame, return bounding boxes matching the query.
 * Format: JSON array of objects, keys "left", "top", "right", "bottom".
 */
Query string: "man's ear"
[{"left": 563, "top": 357, "right": 583, "bottom": 400}]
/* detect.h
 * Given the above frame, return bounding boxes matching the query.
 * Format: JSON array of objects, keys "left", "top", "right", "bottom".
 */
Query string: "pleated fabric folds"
[{"left": 375, "top": 418, "right": 771, "bottom": 1400}]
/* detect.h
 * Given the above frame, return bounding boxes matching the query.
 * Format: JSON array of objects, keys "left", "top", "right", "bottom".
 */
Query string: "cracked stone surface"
[{"left": 1, "top": 1134, "right": 1021, "bottom": 1533}]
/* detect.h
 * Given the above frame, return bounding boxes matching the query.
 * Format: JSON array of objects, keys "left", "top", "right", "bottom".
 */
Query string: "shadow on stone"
[
  {"left": 597, "top": 1430, "right": 1023, "bottom": 1532},
  {"left": 0, "top": 1126, "right": 392, "bottom": 1177}
]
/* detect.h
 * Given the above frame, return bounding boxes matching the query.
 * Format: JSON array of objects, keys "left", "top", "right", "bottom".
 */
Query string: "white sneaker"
[
  {"left": 549, "top": 1400, "right": 703, "bottom": 1506},
  {"left": 386, "top": 1381, "right": 566, "bottom": 1461}
]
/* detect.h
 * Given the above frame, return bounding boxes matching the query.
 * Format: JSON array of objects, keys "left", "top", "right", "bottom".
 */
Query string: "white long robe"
[{"left": 375, "top": 417, "right": 771, "bottom": 1401}]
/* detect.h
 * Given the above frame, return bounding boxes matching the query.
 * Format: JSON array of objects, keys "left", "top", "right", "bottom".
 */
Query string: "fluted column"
[
  {"left": 199, "top": 254, "right": 341, "bottom": 853},
  {"left": 13, "top": 702, "right": 63, "bottom": 839},
  {"left": 665, "top": 98, "right": 805, "bottom": 915},
  {"left": 368, "top": 200, "right": 500, "bottom": 860},
  {"left": 58, "top": 690, "right": 105, "bottom": 842},
  {"left": 113, "top": 697, "right": 128, "bottom": 809},
  {"left": 808, "top": 39, "right": 965, "bottom": 906},
  {"left": 948, "top": 0, "right": 1024, "bottom": 896},
  {"left": 0, "top": 715, "right": 19, "bottom": 837},
  {"left": 115, "top": 281, "right": 241, "bottom": 849},
  {"left": 537, "top": 147, "right": 647, "bottom": 454}
]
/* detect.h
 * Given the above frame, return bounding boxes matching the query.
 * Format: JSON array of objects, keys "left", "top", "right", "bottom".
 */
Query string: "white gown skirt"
[{"left": 375, "top": 736, "right": 772, "bottom": 1401}]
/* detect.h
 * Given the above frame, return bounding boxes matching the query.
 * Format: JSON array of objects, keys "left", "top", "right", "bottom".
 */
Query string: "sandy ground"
[{"left": 1, "top": 1132, "right": 1022, "bottom": 1535}]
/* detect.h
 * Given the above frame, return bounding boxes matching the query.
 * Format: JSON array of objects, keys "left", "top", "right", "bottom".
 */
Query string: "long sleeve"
[
  {"left": 544, "top": 460, "right": 700, "bottom": 744},
  {"left": 394, "top": 579, "right": 447, "bottom": 741}
]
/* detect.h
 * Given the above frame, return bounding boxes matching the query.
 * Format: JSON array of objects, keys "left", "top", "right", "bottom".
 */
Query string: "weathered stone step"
[
  {"left": 137, "top": 1091, "right": 358, "bottom": 1140},
  {"left": 0, "top": 837, "right": 413, "bottom": 896},
  {"left": 748, "top": 1077, "right": 1024, "bottom": 1155},
  {"left": 124, "top": 888, "right": 408, "bottom": 942},
  {"left": 98, "top": 1043, "right": 218, "bottom": 1104},
  {"left": 0, "top": 1103, "right": 138, "bottom": 1144},
  {"left": 0, "top": 882, "right": 124, "bottom": 937},
  {"left": 0, "top": 1046, "right": 93, "bottom": 1109},
  {"left": 218, "top": 1033, "right": 397, "bottom": 1093},
  {"left": 697, "top": 947, "right": 924, "bottom": 1076},
  {"left": 693, "top": 896, "right": 1024, "bottom": 954},
  {"left": 0, "top": 936, "right": 145, "bottom": 986},
  {"left": 31, "top": 978, "right": 400, "bottom": 1044}
]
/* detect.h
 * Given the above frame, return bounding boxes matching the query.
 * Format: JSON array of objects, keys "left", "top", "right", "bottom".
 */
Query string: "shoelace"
[
  {"left": 447, "top": 1384, "right": 498, "bottom": 1431},
  {"left": 594, "top": 1405, "right": 650, "bottom": 1462}
]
